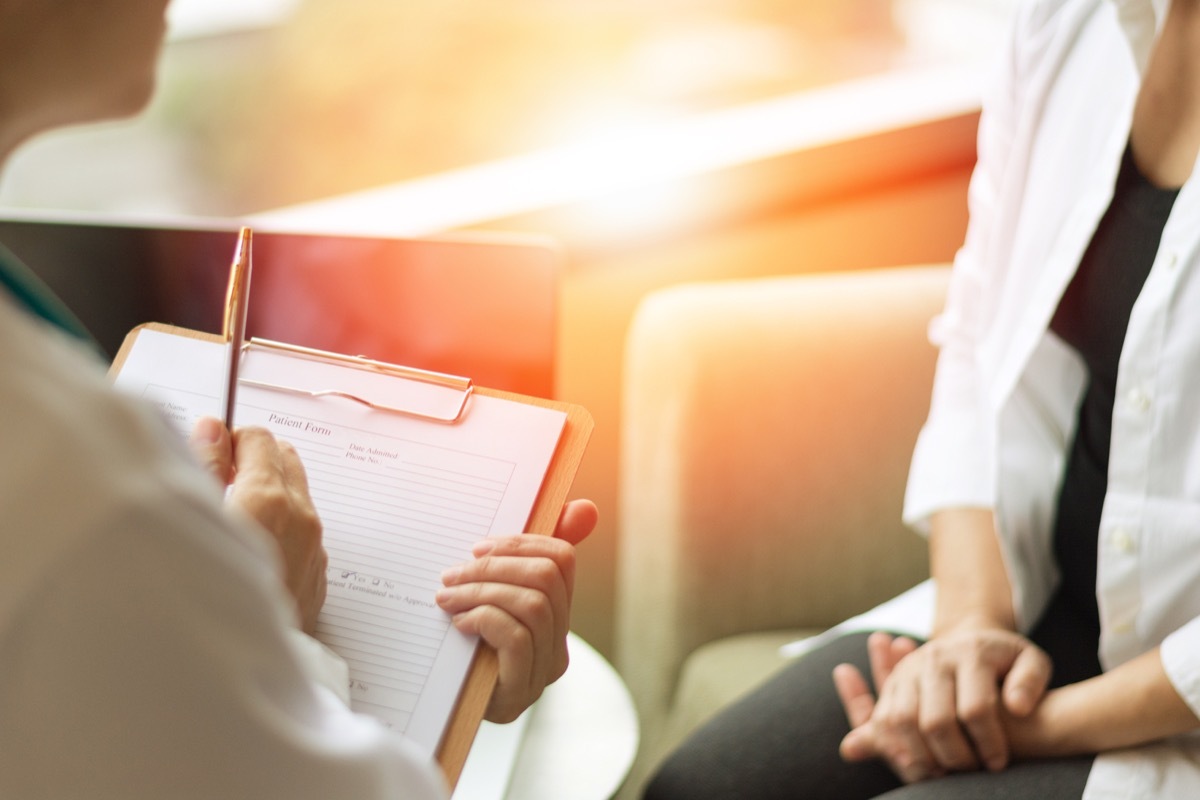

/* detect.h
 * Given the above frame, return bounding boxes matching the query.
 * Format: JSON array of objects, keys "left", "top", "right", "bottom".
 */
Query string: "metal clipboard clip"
[{"left": 237, "top": 337, "right": 474, "bottom": 424}]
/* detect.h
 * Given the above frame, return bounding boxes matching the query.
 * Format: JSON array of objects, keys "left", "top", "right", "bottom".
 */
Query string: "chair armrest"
[{"left": 615, "top": 266, "right": 949, "bottom": 737}]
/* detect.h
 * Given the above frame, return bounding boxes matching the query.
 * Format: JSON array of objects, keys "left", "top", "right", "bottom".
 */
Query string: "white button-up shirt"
[
  {"left": 0, "top": 290, "right": 448, "bottom": 796},
  {"left": 904, "top": 0, "right": 1200, "bottom": 794}
]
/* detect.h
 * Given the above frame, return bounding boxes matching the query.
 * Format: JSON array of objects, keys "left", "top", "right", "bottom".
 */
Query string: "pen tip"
[{"left": 234, "top": 226, "right": 252, "bottom": 263}]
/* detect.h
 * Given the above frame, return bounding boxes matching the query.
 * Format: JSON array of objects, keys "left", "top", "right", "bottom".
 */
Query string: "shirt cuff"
[
  {"left": 288, "top": 629, "right": 352, "bottom": 706},
  {"left": 903, "top": 410, "right": 995, "bottom": 533},
  {"left": 1161, "top": 617, "right": 1200, "bottom": 719}
]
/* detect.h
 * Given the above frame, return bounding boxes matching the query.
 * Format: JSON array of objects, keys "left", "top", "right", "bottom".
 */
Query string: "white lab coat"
[
  {"left": 0, "top": 289, "right": 447, "bottom": 798},
  {"left": 904, "top": 0, "right": 1200, "bottom": 795}
]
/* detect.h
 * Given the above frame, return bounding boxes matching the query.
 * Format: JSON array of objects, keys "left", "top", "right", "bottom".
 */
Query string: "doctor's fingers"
[
  {"left": 454, "top": 537, "right": 575, "bottom": 637},
  {"left": 442, "top": 588, "right": 561, "bottom": 724},
  {"left": 228, "top": 427, "right": 326, "bottom": 631},
  {"left": 188, "top": 415, "right": 234, "bottom": 486}
]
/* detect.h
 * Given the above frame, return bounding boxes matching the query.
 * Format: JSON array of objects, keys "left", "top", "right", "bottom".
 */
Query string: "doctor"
[
  {"left": 0, "top": 1, "right": 596, "bottom": 798},
  {"left": 645, "top": 0, "right": 1200, "bottom": 797}
]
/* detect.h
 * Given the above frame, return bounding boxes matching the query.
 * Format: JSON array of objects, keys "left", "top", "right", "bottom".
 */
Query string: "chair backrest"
[
  {"left": 616, "top": 266, "right": 950, "bottom": 750},
  {"left": 0, "top": 214, "right": 560, "bottom": 397}
]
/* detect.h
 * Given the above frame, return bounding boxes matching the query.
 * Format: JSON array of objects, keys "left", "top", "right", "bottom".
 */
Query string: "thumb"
[
  {"left": 552, "top": 499, "right": 598, "bottom": 546},
  {"left": 189, "top": 416, "right": 234, "bottom": 486},
  {"left": 840, "top": 726, "right": 879, "bottom": 763},
  {"left": 1002, "top": 642, "right": 1053, "bottom": 717}
]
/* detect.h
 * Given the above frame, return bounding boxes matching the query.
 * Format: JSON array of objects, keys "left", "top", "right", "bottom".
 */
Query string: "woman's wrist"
[
  {"left": 1004, "top": 686, "right": 1080, "bottom": 760},
  {"left": 929, "top": 507, "right": 1017, "bottom": 638},
  {"left": 932, "top": 608, "right": 1015, "bottom": 639},
  {"left": 1006, "top": 648, "right": 1200, "bottom": 760}
]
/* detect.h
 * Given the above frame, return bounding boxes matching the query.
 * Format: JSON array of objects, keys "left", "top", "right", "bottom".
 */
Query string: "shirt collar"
[{"left": 0, "top": 242, "right": 98, "bottom": 347}]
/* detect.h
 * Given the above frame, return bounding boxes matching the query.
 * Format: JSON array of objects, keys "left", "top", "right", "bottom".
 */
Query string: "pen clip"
[{"left": 223, "top": 227, "right": 252, "bottom": 343}]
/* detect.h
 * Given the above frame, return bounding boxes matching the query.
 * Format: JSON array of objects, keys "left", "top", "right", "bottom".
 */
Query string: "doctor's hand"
[
  {"left": 436, "top": 499, "right": 598, "bottom": 723},
  {"left": 834, "top": 629, "right": 1052, "bottom": 783},
  {"left": 189, "top": 416, "right": 328, "bottom": 635}
]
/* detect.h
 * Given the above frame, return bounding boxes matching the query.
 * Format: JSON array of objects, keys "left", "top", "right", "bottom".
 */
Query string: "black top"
[{"left": 1048, "top": 143, "right": 1179, "bottom": 640}]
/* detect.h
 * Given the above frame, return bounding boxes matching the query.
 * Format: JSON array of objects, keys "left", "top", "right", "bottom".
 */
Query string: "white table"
[{"left": 453, "top": 633, "right": 639, "bottom": 800}]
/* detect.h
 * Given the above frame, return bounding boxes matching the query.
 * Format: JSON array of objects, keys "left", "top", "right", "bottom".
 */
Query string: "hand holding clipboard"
[{"left": 112, "top": 282, "right": 592, "bottom": 788}]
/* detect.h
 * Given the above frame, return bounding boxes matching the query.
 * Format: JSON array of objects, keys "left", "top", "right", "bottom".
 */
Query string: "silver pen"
[{"left": 218, "top": 226, "right": 253, "bottom": 429}]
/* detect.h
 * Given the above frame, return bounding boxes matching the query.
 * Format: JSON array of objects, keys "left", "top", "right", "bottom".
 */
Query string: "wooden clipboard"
[{"left": 110, "top": 322, "right": 594, "bottom": 788}]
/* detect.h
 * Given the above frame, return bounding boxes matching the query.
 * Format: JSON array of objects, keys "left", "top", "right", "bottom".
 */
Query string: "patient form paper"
[{"left": 112, "top": 329, "right": 567, "bottom": 758}]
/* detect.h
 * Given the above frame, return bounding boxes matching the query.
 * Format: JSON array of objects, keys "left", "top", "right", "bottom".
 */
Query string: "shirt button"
[
  {"left": 1165, "top": 251, "right": 1179, "bottom": 270},
  {"left": 1111, "top": 528, "right": 1136, "bottom": 553},
  {"left": 1126, "top": 387, "right": 1151, "bottom": 412}
]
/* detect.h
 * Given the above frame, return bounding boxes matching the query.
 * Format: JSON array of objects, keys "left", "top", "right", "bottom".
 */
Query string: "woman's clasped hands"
[{"left": 833, "top": 627, "right": 1054, "bottom": 784}]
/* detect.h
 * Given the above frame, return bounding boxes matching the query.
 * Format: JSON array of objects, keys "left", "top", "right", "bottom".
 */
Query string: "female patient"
[
  {"left": 646, "top": 0, "right": 1200, "bottom": 797},
  {"left": 0, "top": 2, "right": 595, "bottom": 798}
]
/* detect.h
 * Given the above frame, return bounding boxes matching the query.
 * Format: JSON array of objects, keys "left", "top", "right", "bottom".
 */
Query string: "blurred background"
[
  {"left": 0, "top": 0, "right": 1019, "bottom": 724},
  {"left": 0, "top": 0, "right": 1013, "bottom": 216}
]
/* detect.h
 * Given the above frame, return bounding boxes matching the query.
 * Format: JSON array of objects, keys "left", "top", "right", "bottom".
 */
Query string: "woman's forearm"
[
  {"left": 929, "top": 508, "right": 1017, "bottom": 636},
  {"left": 930, "top": 512, "right": 1200, "bottom": 758},
  {"left": 1007, "top": 647, "right": 1200, "bottom": 758}
]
